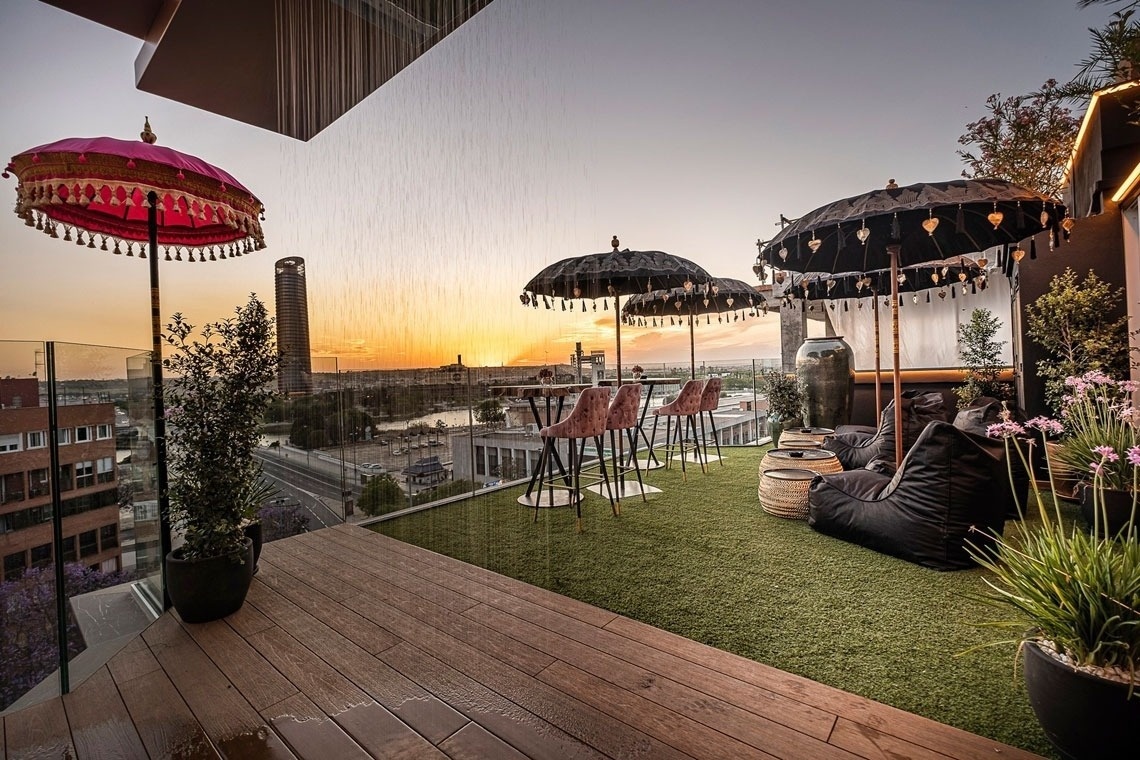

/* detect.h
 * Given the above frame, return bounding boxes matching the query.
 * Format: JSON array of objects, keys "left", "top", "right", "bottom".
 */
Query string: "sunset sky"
[{"left": 0, "top": 0, "right": 1102, "bottom": 373}]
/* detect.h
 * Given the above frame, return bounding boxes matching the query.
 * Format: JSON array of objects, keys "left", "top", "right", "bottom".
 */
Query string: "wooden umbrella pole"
[
  {"left": 614, "top": 294, "right": 622, "bottom": 383},
  {"left": 689, "top": 314, "right": 696, "bottom": 380},
  {"left": 872, "top": 288, "right": 882, "bottom": 417},
  {"left": 888, "top": 245, "right": 903, "bottom": 466}
]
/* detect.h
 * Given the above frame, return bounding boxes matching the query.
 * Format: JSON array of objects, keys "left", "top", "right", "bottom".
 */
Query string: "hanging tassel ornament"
[
  {"left": 1017, "top": 201, "right": 1026, "bottom": 229},
  {"left": 603, "top": 300, "right": 608, "bottom": 311},
  {"left": 1029, "top": 237, "right": 1037, "bottom": 260},
  {"left": 890, "top": 213, "right": 900, "bottom": 240},
  {"left": 956, "top": 204, "right": 965, "bottom": 234}
]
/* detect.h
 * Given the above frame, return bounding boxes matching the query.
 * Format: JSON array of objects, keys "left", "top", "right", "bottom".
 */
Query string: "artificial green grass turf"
[{"left": 374, "top": 446, "right": 1065, "bottom": 757}]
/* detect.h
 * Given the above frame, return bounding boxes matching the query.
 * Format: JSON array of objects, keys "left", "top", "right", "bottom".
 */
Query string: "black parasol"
[
  {"left": 760, "top": 179, "right": 1067, "bottom": 464},
  {"left": 522, "top": 237, "right": 712, "bottom": 382},
  {"left": 622, "top": 277, "right": 766, "bottom": 379}
]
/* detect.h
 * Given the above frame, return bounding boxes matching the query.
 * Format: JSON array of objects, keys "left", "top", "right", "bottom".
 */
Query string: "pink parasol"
[{"left": 4, "top": 120, "right": 267, "bottom": 610}]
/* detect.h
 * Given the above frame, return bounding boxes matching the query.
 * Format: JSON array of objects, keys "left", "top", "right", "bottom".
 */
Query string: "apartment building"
[{"left": 0, "top": 378, "right": 122, "bottom": 580}]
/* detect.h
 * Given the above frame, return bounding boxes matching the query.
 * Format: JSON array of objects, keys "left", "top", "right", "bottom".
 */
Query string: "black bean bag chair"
[
  {"left": 822, "top": 390, "right": 947, "bottom": 470},
  {"left": 952, "top": 397, "right": 1031, "bottom": 519},
  {"left": 808, "top": 421, "right": 1010, "bottom": 570}
]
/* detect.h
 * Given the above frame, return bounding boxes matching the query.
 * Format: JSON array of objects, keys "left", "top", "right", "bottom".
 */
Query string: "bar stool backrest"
[
  {"left": 656, "top": 379, "right": 704, "bottom": 416},
  {"left": 541, "top": 386, "right": 612, "bottom": 439},
  {"left": 699, "top": 377, "right": 722, "bottom": 412},
  {"left": 606, "top": 383, "right": 643, "bottom": 431}
]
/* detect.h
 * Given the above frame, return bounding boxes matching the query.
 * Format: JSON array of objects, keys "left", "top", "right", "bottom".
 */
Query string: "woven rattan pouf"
[
  {"left": 778, "top": 426, "right": 835, "bottom": 448},
  {"left": 758, "top": 468, "right": 818, "bottom": 519},
  {"left": 759, "top": 448, "right": 842, "bottom": 477}
]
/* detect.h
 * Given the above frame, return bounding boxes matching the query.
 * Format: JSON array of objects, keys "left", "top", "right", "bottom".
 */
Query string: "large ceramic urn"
[{"left": 795, "top": 336, "right": 854, "bottom": 429}]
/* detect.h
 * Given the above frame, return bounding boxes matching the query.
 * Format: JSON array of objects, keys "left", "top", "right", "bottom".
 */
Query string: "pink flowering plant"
[
  {"left": 969, "top": 396, "right": 1140, "bottom": 683},
  {"left": 1051, "top": 371, "right": 1140, "bottom": 495}
]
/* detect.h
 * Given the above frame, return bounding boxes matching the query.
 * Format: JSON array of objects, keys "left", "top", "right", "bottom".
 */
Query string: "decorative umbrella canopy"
[
  {"left": 759, "top": 179, "right": 1067, "bottom": 464},
  {"left": 761, "top": 178, "right": 1067, "bottom": 274},
  {"left": 521, "top": 237, "right": 712, "bottom": 381},
  {"left": 4, "top": 120, "right": 267, "bottom": 611},
  {"left": 622, "top": 277, "right": 767, "bottom": 379},
  {"left": 5, "top": 123, "right": 265, "bottom": 259}
]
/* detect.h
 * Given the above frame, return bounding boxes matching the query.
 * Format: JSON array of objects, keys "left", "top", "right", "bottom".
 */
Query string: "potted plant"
[
  {"left": 162, "top": 294, "right": 280, "bottom": 623},
  {"left": 757, "top": 368, "right": 802, "bottom": 447},
  {"left": 974, "top": 415, "right": 1140, "bottom": 758},
  {"left": 1049, "top": 371, "right": 1140, "bottom": 536},
  {"left": 1026, "top": 268, "right": 1129, "bottom": 415},
  {"left": 954, "top": 307, "right": 1013, "bottom": 408}
]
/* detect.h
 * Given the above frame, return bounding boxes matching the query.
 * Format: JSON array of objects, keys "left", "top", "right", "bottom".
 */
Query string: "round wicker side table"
[
  {"left": 758, "top": 468, "right": 818, "bottom": 519},
  {"left": 778, "top": 427, "right": 835, "bottom": 448}
]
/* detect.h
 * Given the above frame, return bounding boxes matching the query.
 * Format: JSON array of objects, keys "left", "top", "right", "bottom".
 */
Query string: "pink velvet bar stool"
[
  {"left": 604, "top": 382, "right": 647, "bottom": 512},
  {"left": 534, "top": 386, "right": 614, "bottom": 531},
  {"left": 698, "top": 377, "right": 724, "bottom": 466},
  {"left": 649, "top": 379, "right": 707, "bottom": 480}
]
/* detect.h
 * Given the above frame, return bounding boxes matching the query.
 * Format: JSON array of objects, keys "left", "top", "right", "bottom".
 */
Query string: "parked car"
[
  {"left": 360, "top": 462, "right": 385, "bottom": 470},
  {"left": 378, "top": 440, "right": 389, "bottom": 446}
]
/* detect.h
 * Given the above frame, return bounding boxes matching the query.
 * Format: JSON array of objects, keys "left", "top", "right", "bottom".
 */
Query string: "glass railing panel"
[
  {"left": 52, "top": 342, "right": 160, "bottom": 702},
  {"left": 0, "top": 340, "right": 55, "bottom": 713},
  {"left": 0, "top": 340, "right": 161, "bottom": 714}
]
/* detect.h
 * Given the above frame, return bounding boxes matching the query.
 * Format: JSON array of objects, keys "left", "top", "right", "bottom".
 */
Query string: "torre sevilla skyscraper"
[{"left": 275, "top": 257, "right": 313, "bottom": 395}]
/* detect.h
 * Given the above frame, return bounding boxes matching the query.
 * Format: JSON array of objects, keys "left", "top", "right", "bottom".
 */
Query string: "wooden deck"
[{"left": 0, "top": 524, "right": 1044, "bottom": 759}]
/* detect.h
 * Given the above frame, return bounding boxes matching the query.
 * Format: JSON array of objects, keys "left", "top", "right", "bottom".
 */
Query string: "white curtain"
[{"left": 825, "top": 275, "right": 1013, "bottom": 371}]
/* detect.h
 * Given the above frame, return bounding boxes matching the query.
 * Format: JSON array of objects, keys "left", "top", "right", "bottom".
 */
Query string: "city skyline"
[{"left": 0, "top": 0, "right": 1102, "bottom": 372}]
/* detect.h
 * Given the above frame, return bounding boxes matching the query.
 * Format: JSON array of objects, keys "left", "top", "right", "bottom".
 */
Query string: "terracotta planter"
[
  {"left": 1022, "top": 641, "right": 1140, "bottom": 759},
  {"left": 166, "top": 538, "right": 255, "bottom": 624},
  {"left": 1043, "top": 441, "right": 1081, "bottom": 502}
]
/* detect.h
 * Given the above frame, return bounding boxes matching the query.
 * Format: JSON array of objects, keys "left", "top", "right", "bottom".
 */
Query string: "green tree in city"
[
  {"left": 1026, "top": 268, "right": 1130, "bottom": 413},
  {"left": 357, "top": 474, "right": 405, "bottom": 517},
  {"left": 413, "top": 479, "right": 476, "bottom": 504},
  {"left": 957, "top": 79, "right": 1080, "bottom": 197},
  {"left": 954, "top": 308, "right": 1012, "bottom": 408},
  {"left": 473, "top": 399, "right": 506, "bottom": 429}
]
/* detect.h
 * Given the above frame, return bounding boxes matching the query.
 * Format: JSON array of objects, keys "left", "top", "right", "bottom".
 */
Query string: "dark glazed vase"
[
  {"left": 1023, "top": 641, "right": 1140, "bottom": 759},
  {"left": 795, "top": 336, "right": 854, "bottom": 429}
]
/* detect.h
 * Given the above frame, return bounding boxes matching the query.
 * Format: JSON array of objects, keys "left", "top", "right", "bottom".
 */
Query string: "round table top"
[
  {"left": 787, "top": 427, "right": 835, "bottom": 435},
  {"left": 768, "top": 448, "right": 838, "bottom": 461},
  {"left": 762, "top": 467, "right": 820, "bottom": 482}
]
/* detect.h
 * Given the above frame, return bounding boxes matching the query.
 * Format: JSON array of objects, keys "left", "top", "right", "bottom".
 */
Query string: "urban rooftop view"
[{"left": 2, "top": 1, "right": 1140, "bottom": 759}]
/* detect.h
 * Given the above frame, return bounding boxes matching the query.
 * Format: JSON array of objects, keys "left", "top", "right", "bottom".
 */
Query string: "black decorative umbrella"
[
  {"left": 522, "top": 237, "right": 712, "bottom": 382},
  {"left": 622, "top": 277, "right": 767, "bottom": 379},
  {"left": 760, "top": 178, "right": 1068, "bottom": 464},
  {"left": 782, "top": 259, "right": 995, "bottom": 415}
]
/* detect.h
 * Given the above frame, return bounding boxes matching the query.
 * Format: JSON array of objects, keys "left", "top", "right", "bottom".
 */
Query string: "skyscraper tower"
[{"left": 275, "top": 257, "right": 313, "bottom": 395}]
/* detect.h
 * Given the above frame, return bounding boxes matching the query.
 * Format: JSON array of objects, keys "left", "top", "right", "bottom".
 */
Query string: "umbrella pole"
[
  {"left": 614, "top": 295, "right": 622, "bottom": 383},
  {"left": 888, "top": 245, "right": 903, "bottom": 466},
  {"left": 148, "top": 192, "right": 173, "bottom": 608},
  {"left": 689, "top": 314, "right": 696, "bottom": 380},
  {"left": 872, "top": 290, "right": 882, "bottom": 416}
]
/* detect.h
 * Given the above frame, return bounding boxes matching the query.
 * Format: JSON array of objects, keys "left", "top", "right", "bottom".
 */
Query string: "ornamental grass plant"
[{"left": 974, "top": 403, "right": 1140, "bottom": 685}]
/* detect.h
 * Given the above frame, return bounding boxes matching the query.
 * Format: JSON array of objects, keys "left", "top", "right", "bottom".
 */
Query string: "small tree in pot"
[
  {"left": 163, "top": 294, "right": 279, "bottom": 622},
  {"left": 757, "top": 368, "right": 802, "bottom": 447}
]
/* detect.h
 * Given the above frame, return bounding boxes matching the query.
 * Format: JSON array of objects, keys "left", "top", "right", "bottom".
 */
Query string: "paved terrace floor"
[{"left": 1, "top": 525, "right": 1044, "bottom": 759}]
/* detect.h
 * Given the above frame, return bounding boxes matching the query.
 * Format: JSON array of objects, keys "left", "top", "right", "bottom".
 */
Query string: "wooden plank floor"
[{"left": 1, "top": 525, "right": 1044, "bottom": 759}]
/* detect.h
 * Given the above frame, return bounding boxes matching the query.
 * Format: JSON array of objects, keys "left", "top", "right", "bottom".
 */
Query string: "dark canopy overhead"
[
  {"left": 622, "top": 277, "right": 765, "bottom": 320},
  {"left": 523, "top": 240, "right": 712, "bottom": 301},
  {"left": 760, "top": 178, "right": 1067, "bottom": 274}
]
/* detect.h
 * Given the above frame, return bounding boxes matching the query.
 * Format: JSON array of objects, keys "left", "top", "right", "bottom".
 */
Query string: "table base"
[
  {"left": 517, "top": 491, "right": 578, "bottom": 509},
  {"left": 585, "top": 481, "right": 662, "bottom": 500}
]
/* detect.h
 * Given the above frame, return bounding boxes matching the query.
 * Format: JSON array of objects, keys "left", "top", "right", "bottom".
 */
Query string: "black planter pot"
[
  {"left": 166, "top": 538, "right": 255, "bottom": 624},
  {"left": 243, "top": 520, "right": 263, "bottom": 575},
  {"left": 1023, "top": 641, "right": 1140, "bottom": 759},
  {"left": 1077, "top": 484, "right": 1139, "bottom": 539}
]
